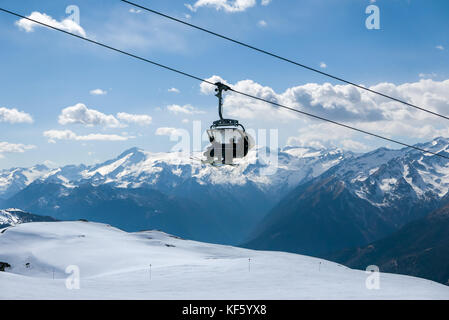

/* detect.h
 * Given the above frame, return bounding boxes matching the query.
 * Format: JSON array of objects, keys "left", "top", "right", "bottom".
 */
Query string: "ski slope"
[{"left": 0, "top": 221, "right": 448, "bottom": 300}]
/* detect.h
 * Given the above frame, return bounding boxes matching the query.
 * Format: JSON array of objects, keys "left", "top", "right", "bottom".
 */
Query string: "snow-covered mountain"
[
  {"left": 246, "top": 137, "right": 449, "bottom": 256},
  {"left": 41, "top": 146, "right": 352, "bottom": 197},
  {"left": 0, "top": 208, "right": 56, "bottom": 229},
  {"left": 0, "top": 165, "right": 50, "bottom": 200},
  {"left": 335, "top": 137, "right": 449, "bottom": 213},
  {"left": 5, "top": 137, "right": 449, "bottom": 211},
  {"left": 0, "top": 146, "right": 351, "bottom": 200},
  {"left": 0, "top": 221, "right": 447, "bottom": 299}
]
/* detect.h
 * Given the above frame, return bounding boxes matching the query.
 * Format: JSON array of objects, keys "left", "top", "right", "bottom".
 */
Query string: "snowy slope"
[{"left": 0, "top": 221, "right": 448, "bottom": 300}]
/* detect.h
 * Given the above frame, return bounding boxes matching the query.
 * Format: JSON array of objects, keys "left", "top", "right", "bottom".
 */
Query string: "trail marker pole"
[
  {"left": 150, "top": 264, "right": 152, "bottom": 281},
  {"left": 248, "top": 258, "right": 251, "bottom": 273}
]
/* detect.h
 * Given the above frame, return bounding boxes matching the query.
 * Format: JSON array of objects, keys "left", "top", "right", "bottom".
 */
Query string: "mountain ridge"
[{"left": 244, "top": 137, "right": 449, "bottom": 255}]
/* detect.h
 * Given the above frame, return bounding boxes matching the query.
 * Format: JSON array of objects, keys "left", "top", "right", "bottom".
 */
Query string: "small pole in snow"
[
  {"left": 52, "top": 268, "right": 55, "bottom": 280},
  {"left": 150, "top": 264, "right": 152, "bottom": 281},
  {"left": 319, "top": 262, "right": 321, "bottom": 272},
  {"left": 248, "top": 258, "right": 251, "bottom": 272}
]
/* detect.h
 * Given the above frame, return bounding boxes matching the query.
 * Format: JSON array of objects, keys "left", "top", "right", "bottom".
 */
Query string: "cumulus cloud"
[
  {"left": 90, "top": 89, "right": 107, "bottom": 96},
  {"left": 58, "top": 104, "right": 153, "bottom": 128},
  {"left": 320, "top": 62, "right": 327, "bottom": 69},
  {"left": 0, "top": 142, "right": 36, "bottom": 155},
  {"left": 200, "top": 75, "right": 231, "bottom": 95},
  {"left": 15, "top": 11, "right": 86, "bottom": 37},
  {"left": 0, "top": 142, "right": 35, "bottom": 158},
  {"left": 167, "top": 104, "right": 204, "bottom": 115},
  {"left": 261, "top": 0, "right": 271, "bottom": 5},
  {"left": 186, "top": 0, "right": 257, "bottom": 12},
  {"left": 436, "top": 45, "right": 444, "bottom": 51},
  {"left": 155, "top": 127, "right": 187, "bottom": 137},
  {"left": 201, "top": 76, "right": 449, "bottom": 123},
  {"left": 201, "top": 75, "right": 294, "bottom": 121},
  {"left": 201, "top": 76, "right": 449, "bottom": 147},
  {"left": 43, "top": 130, "right": 131, "bottom": 143},
  {"left": 58, "top": 103, "right": 122, "bottom": 128},
  {"left": 0, "top": 107, "right": 33, "bottom": 124},
  {"left": 117, "top": 112, "right": 152, "bottom": 126}
]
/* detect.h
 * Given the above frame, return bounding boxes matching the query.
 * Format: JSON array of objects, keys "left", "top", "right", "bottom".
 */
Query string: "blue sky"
[{"left": 0, "top": 0, "right": 448, "bottom": 169}]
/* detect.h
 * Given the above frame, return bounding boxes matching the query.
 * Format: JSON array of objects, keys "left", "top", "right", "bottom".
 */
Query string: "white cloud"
[
  {"left": 258, "top": 20, "right": 267, "bottom": 27},
  {"left": 0, "top": 107, "right": 33, "bottom": 124},
  {"left": 155, "top": 127, "right": 186, "bottom": 137},
  {"left": 168, "top": 87, "right": 180, "bottom": 93},
  {"left": 58, "top": 103, "right": 122, "bottom": 128},
  {"left": 201, "top": 76, "right": 449, "bottom": 123},
  {"left": 0, "top": 142, "right": 36, "bottom": 156},
  {"left": 186, "top": 0, "right": 257, "bottom": 13},
  {"left": 436, "top": 45, "right": 445, "bottom": 51},
  {"left": 167, "top": 104, "right": 204, "bottom": 115},
  {"left": 129, "top": 8, "right": 142, "bottom": 14},
  {"left": 90, "top": 89, "right": 107, "bottom": 96},
  {"left": 15, "top": 11, "right": 86, "bottom": 37},
  {"left": 117, "top": 112, "right": 152, "bottom": 126},
  {"left": 200, "top": 75, "right": 231, "bottom": 95},
  {"left": 201, "top": 76, "right": 449, "bottom": 144},
  {"left": 58, "top": 104, "right": 153, "bottom": 128},
  {"left": 201, "top": 75, "right": 290, "bottom": 121},
  {"left": 320, "top": 62, "right": 327, "bottom": 69},
  {"left": 261, "top": 0, "right": 271, "bottom": 5},
  {"left": 43, "top": 130, "right": 131, "bottom": 143}
]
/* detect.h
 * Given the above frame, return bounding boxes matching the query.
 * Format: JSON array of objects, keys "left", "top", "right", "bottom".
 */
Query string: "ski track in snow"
[{"left": 0, "top": 221, "right": 448, "bottom": 300}]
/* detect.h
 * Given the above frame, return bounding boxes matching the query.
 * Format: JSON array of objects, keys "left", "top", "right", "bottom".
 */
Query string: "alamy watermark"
[
  {"left": 66, "top": 5, "right": 80, "bottom": 25},
  {"left": 65, "top": 265, "right": 81, "bottom": 290},
  {"left": 365, "top": 4, "right": 380, "bottom": 30},
  {"left": 365, "top": 265, "right": 380, "bottom": 290}
]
